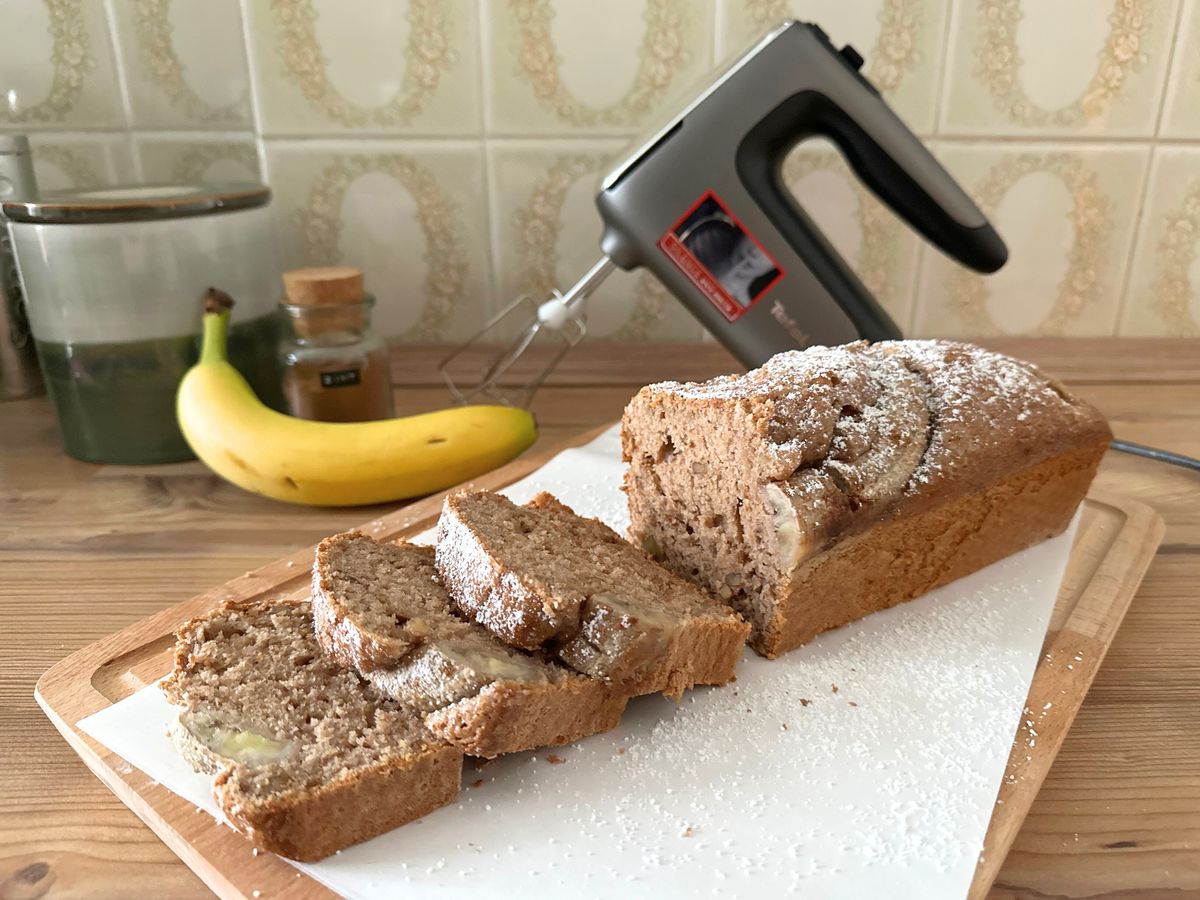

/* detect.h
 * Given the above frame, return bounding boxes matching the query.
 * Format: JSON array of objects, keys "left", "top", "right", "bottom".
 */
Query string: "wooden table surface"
[{"left": 1, "top": 338, "right": 1197, "bottom": 900}]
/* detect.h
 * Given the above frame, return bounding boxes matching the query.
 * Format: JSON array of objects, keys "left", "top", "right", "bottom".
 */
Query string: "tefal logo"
[{"left": 769, "top": 300, "right": 811, "bottom": 348}]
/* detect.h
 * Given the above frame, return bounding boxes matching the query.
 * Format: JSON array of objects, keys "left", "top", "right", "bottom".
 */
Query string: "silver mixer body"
[{"left": 595, "top": 20, "right": 1006, "bottom": 366}]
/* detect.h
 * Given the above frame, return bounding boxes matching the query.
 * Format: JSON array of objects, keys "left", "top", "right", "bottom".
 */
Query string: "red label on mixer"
[{"left": 658, "top": 190, "right": 784, "bottom": 322}]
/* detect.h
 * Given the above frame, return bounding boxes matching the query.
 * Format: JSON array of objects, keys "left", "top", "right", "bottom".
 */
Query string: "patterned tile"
[
  {"left": 721, "top": 0, "right": 951, "bottom": 134},
  {"left": 940, "top": 0, "right": 1180, "bottom": 137},
  {"left": 0, "top": 0, "right": 124, "bottom": 128},
  {"left": 27, "top": 134, "right": 134, "bottom": 190},
  {"left": 110, "top": 0, "right": 254, "bottom": 129},
  {"left": 244, "top": 0, "right": 481, "bottom": 135},
  {"left": 488, "top": 140, "right": 704, "bottom": 340},
  {"left": 136, "top": 136, "right": 261, "bottom": 183},
  {"left": 5, "top": 1, "right": 1199, "bottom": 343},
  {"left": 913, "top": 143, "right": 1150, "bottom": 337},
  {"left": 485, "top": 0, "right": 715, "bottom": 135},
  {"left": 265, "top": 141, "right": 492, "bottom": 341},
  {"left": 1161, "top": 0, "right": 1200, "bottom": 137},
  {"left": 1120, "top": 147, "right": 1200, "bottom": 335}
]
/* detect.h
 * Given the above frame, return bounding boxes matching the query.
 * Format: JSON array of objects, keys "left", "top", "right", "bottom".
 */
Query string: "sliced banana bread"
[
  {"left": 435, "top": 491, "right": 750, "bottom": 698},
  {"left": 622, "top": 340, "right": 1112, "bottom": 658},
  {"left": 312, "top": 531, "right": 629, "bottom": 758},
  {"left": 161, "top": 598, "right": 462, "bottom": 861}
]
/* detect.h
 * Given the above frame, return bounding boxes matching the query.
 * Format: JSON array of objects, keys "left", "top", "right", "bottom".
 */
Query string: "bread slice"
[
  {"left": 621, "top": 340, "right": 1112, "bottom": 657},
  {"left": 312, "top": 531, "right": 628, "bottom": 757},
  {"left": 435, "top": 491, "right": 750, "bottom": 698},
  {"left": 161, "top": 599, "right": 462, "bottom": 861}
]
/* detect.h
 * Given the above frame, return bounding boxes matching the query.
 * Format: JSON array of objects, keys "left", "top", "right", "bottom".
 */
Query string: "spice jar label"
[{"left": 319, "top": 368, "right": 362, "bottom": 388}]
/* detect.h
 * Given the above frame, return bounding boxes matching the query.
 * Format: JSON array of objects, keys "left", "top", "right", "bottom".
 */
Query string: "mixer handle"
[{"left": 737, "top": 89, "right": 1007, "bottom": 275}]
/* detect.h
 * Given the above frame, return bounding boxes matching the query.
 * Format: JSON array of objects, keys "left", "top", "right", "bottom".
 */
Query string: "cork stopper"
[
  {"left": 282, "top": 266, "right": 364, "bottom": 307},
  {"left": 281, "top": 266, "right": 368, "bottom": 336}
]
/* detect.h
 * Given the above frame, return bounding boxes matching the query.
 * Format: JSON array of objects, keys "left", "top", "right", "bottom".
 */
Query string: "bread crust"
[
  {"left": 759, "top": 439, "right": 1108, "bottom": 657},
  {"left": 167, "top": 708, "right": 462, "bottom": 861},
  {"left": 163, "top": 597, "right": 465, "bottom": 861},
  {"left": 434, "top": 499, "right": 560, "bottom": 650},
  {"left": 435, "top": 491, "right": 749, "bottom": 698},
  {"left": 311, "top": 531, "right": 432, "bottom": 672},
  {"left": 424, "top": 678, "right": 629, "bottom": 759},
  {"left": 313, "top": 530, "right": 630, "bottom": 756},
  {"left": 621, "top": 340, "right": 1113, "bottom": 656},
  {"left": 212, "top": 741, "right": 461, "bottom": 862}
]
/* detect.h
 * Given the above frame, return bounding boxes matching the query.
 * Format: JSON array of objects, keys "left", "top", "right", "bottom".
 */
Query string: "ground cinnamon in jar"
[{"left": 278, "top": 266, "right": 395, "bottom": 422}]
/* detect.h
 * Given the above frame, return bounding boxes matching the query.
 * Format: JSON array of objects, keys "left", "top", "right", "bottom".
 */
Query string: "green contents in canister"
[
  {"left": 3, "top": 180, "right": 283, "bottom": 466},
  {"left": 36, "top": 313, "right": 284, "bottom": 464}
]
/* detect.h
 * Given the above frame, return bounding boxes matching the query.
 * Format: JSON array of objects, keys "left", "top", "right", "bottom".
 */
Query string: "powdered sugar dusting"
[
  {"left": 79, "top": 426, "right": 1077, "bottom": 900},
  {"left": 642, "top": 339, "right": 1106, "bottom": 509}
]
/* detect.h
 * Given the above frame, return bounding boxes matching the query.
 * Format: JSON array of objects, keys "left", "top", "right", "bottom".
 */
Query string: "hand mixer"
[{"left": 441, "top": 20, "right": 1008, "bottom": 407}]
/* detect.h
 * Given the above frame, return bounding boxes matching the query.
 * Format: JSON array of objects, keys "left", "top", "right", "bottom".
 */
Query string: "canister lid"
[{"left": 1, "top": 181, "right": 270, "bottom": 224}]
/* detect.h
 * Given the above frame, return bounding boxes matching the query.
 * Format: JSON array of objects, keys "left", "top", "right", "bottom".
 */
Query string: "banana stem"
[{"left": 201, "top": 288, "right": 234, "bottom": 365}]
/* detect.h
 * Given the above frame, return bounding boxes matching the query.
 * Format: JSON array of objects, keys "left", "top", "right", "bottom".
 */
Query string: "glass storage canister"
[
  {"left": 279, "top": 266, "right": 394, "bottom": 422},
  {"left": 2, "top": 182, "right": 284, "bottom": 464}
]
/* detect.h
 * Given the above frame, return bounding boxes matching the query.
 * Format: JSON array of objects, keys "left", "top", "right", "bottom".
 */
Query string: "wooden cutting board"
[{"left": 34, "top": 425, "right": 1164, "bottom": 900}]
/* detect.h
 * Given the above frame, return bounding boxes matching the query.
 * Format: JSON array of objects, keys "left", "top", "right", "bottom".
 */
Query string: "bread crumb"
[
  {"left": 252, "top": 848, "right": 259, "bottom": 856},
  {"left": 831, "top": 684, "right": 839, "bottom": 694},
  {"left": 286, "top": 560, "right": 295, "bottom": 568},
  {"left": 546, "top": 754, "right": 566, "bottom": 765},
  {"left": 616, "top": 747, "right": 626, "bottom": 755},
  {"left": 252, "top": 892, "right": 261, "bottom": 898},
  {"left": 781, "top": 723, "right": 788, "bottom": 731},
  {"left": 799, "top": 698, "right": 811, "bottom": 707},
  {"left": 472, "top": 778, "right": 485, "bottom": 788},
  {"left": 682, "top": 826, "right": 694, "bottom": 838},
  {"left": 848, "top": 701, "right": 858, "bottom": 708}
]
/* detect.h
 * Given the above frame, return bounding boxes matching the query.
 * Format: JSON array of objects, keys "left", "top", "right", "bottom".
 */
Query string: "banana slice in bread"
[
  {"left": 312, "top": 531, "right": 628, "bottom": 758},
  {"left": 435, "top": 491, "right": 750, "bottom": 699},
  {"left": 161, "top": 599, "right": 462, "bottom": 861}
]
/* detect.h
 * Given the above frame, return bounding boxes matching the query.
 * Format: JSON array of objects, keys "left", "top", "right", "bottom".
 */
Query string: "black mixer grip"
[
  {"left": 738, "top": 91, "right": 1007, "bottom": 274},
  {"left": 736, "top": 93, "right": 903, "bottom": 342},
  {"left": 817, "top": 102, "right": 1008, "bottom": 273}
]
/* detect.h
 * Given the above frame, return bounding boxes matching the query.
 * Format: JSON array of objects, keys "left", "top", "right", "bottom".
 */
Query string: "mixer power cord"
[{"left": 1111, "top": 439, "right": 1200, "bottom": 473}]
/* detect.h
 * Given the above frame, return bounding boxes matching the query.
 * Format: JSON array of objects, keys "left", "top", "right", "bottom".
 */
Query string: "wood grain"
[
  {"left": 32, "top": 478, "right": 1161, "bottom": 900},
  {"left": 1, "top": 339, "right": 1198, "bottom": 899}
]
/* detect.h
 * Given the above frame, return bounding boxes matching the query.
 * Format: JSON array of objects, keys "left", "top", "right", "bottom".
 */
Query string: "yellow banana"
[{"left": 177, "top": 295, "right": 536, "bottom": 506}]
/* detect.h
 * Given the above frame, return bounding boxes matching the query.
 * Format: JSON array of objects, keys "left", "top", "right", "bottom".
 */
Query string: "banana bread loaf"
[
  {"left": 621, "top": 340, "right": 1111, "bottom": 658},
  {"left": 312, "top": 531, "right": 628, "bottom": 758},
  {"left": 161, "top": 598, "right": 462, "bottom": 861},
  {"left": 435, "top": 491, "right": 750, "bottom": 698}
]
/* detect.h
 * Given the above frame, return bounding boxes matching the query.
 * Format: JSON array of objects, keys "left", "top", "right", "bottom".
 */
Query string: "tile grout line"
[
  {"left": 908, "top": 0, "right": 959, "bottom": 333},
  {"left": 99, "top": 0, "right": 141, "bottom": 182},
  {"left": 930, "top": 0, "right": 961, "bottom": 138},
  {"left": 712, "top": 0, "right": 725, "bottom": 63},
  {"left": 1109, "top": 0, "right": 1186, "bottom": 336},
  {"left": 905, "top": 244, "right": 928, "bottom": 336},
  {"left": 236, "top": 0, "right": 271, "bottom": 184},
  {"left": 476, "top": 0, "right": 504, "bottom": 314},
  {"left": 15, "top": 125, "right": 1200, "bottom": 147},
  {"left": 1109, "top": 147, "right": 1160, "bottom": 337},
  {"left": 1151, "top": 0, "right": 1190, "bottom": 139}
]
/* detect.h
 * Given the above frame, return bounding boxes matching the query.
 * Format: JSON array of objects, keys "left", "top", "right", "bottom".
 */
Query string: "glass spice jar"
[{"left": 278, "top": 267, "right": 394, "bottom": 422}]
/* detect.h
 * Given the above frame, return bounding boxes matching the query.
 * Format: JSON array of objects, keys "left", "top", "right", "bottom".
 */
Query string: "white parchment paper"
[{"left": 79, "top": 425, "right": 1076, "bottom": 899}]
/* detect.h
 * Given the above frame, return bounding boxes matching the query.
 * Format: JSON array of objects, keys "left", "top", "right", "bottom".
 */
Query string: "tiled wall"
[{"left": 3, "top": 0, "right": 1199, "bottom": 340}]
